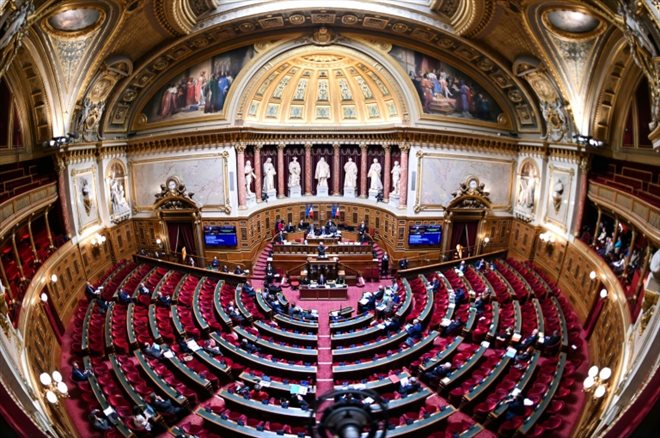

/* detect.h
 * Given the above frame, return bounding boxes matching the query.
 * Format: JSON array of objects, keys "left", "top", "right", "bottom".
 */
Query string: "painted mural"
[
  {"left": 389, "top": 46, "right": 502, "bottom": 122},
  {"left": 143, "top": 46, "right": 255, "bottom": 123}
]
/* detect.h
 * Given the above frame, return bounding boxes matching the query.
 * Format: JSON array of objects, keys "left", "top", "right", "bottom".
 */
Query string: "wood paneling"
[{"left": 508, "top": 220, "right": 536, "bottom": 260}]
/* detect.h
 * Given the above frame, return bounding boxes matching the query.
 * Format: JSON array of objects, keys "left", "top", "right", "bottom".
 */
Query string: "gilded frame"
[{"left": 71, "top": 166, "right": 100, "bottom": 232}]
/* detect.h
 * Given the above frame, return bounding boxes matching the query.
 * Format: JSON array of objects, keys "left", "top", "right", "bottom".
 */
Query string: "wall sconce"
[
  {"left": 40, "top": 292, "right": 48, "bottom": 303},
  {"left": 39, "top": 371, "right": 69, "bottom": 404},
  {"left": 539, "top": 231, "right": 555, "bottom": 244},
  {"left": 90, "top": 233, "right": 106, "bottom": 247},
  {"left": 599, "top": 288, "right": 608, "bottom": 299},
  {"left": 589, "top": 271, "right": 597, "bottom": 281},
  {"left": 483, "top": 237, "right": 490, "bottom": 246},
  {"left": 583, "top": 365, "right": 611, "bottom": 399}
]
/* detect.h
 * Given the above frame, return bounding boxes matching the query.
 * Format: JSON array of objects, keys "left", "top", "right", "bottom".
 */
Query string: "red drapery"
[
  {"left": 450, "top": 221, "right": 479, "bottom": 257},
  {"left": 166, "top": 222, "right": 196, "bottom": 255}
]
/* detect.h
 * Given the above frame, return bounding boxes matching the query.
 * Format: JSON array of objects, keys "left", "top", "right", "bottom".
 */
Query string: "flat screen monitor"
[
  {"left": 204, "top": 225, "right": 237, "bottom": 247},
  {"left": 408, "top": 225, "right": 442, "bottom": 246}
]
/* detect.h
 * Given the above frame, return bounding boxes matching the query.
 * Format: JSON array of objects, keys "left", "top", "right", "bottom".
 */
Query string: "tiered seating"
[{"left": 65, "top": 257, "right": 588, "bottom": 437}]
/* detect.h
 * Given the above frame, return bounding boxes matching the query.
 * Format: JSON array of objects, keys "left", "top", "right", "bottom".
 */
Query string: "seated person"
[
  {"left": 473, "top": 295, "right": 486, "bottom": 313},
  {"left": 291, "top": 394, "right": 309, "bottom": 410},
  {"left": 458, "top": 260, "right": 466, "bottom": 272},
  {"left": 204, "top": 338, "right": 222, "bottom": 356},
  {"left": 298, "top": 219, "right": 308, "bottom": 230},
  {"left": 317, "top": 273, "right": 326, "bottom": 285},
  {"left": 384, "top": 316, "right": 400, "bottom": 333},
  {"left": 242, "top": 281, "right": 256, "bottom": 297},
  {"left": 210, "top": 256, "right": 220, "bottom": 270},
  {"left": 358, "top": 292, "right": 376, "bottom": 313},
  {"left": 155, "top": 291, "right": 171, "bottom": 307},
  {"left": 300, "top": 275, "right": 310, "bottom": 286},
  {"left": 138, "top": 282, "right": 150, "bottom": 295},
  {"left": 514, "top": 346, "right": 534, "bottom": 368},
  {"left": 285, "top": 221, "right": 295, "bottom": 233},
  {"left": 501, "top": 392, "right": 533, "bottom": 420},
  {"left": 274, "top": 231, "right": 285, "bottom": 244},
  {"left": 150, "top": 393, "right": 183, "bottom": 416},
  {"left": 250, "top": 384, "right": 269, "bottom": 402},
  {"left": 226, "top": 301, "right": 245, "bottom": 324},
  {"left": 443, "top": 317, "right": 463, "bottom": 336},
  {"left": 234, "top": 265, "right": 244, "bottom": 275},
  {"left": 453, "top": 288, "right": 466, "bottom": 304},
  {"left": 85, "top": 282, "right": 100, "bottom": 301},
  {"left": 131, "top": 406, "right": 152, "bottom": 432},
  {"left": 117, "top": 288, "right": 132, "bottom": 304},
  {"left": 423, "top": 362, "right": 452, "bottom": 382},
  {"left": 430, "top": 277, "right": 441, "bottom": 292},
  {"left": 222, "top": 265, "right": 229, "bottom": 273},
  {"left": 239, "top": 338, "right": 259, "bottom": 354},
  {"left": 144, "top": 342, "right": 163, "bottom": 359},
  {"left": 475, "top": 258, "right": 486, "bottom": 271},
  {"left": 495, "top": 327, "right": 514, "bottom": 345},
  {"left": 398, "top": 258, "right": 409, "bottom": 270},
  {"left": 405, "top": 318, "right": 423, "bottom": 346},
  {"left": 517, "top": 329, "right": 539, "bottom": 350},
  {"left": 358, "top": 221, "right": 367, "bottom": 235},
  {"left": 71, "top": 362, "right": 91, "bottom": 382},
  {"left": 177, "top": 337, "right": 193, "bottom": 354},
  {"left": 542, "top": 330, "right": 561, "bottom": 350},
  {"left": 89, "top": 409, "right": 112, "bottom": 432},
  {"left": 96, "top": 298, "right": 109, "bottom": 313},
  {"left": 398, "top": 376, "right": 421, "bottom": 396}
]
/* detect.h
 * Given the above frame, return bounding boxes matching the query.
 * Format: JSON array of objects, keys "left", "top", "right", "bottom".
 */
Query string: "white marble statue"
[
  {"left": 110, "top": 179, "right": 130, "bottom": 215},
  {"left": 390, "top": 161, "right": 401, "bottom": 195},
  {"left": 245, "top": 160, "right": 256, "bottom": 195},
  {"left": 263, "top": 157, "right": 276, "bottom": 193},
  {"left": 344, "top": 157, "right": 358, "bottom": 189},
  {"left": 315, "top": 157, "right": 330, "bottom": 189},
  {"left": 368, "top": 158, "right": 383, "bottom": 191},
  {"left": 288, "top": 156, "right": 301, "bottom": 187}
]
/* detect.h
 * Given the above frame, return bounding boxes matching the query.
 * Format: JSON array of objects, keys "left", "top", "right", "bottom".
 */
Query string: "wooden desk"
[
  {"left": 195, "top": 407, "right": 309, "bottom": 438},
  {"left": 462, "top": 355, "right": 511, "bottom": 405},
  {"left": 379, "top": 405, "right": 456, "bottom": 437},
  {"left": 419, "top": 336, "right": 464, "bottom": 373},
  {"left": 330, "top": 312, "right": 372, "bottom": 332},
  {"left": 220, "top": 389, "right": 311, "bottom": 420},
  {"left": 239, "top": 371, "right": 316, "bottom": 396},
  {"left": 299, "top": 284, "right": 348, "bottom": 300},
  {"left": 134, "top": 351, "right": 188, "bottom": 406},
  {"left": 253, "top": 320, "right": 317, "bottom": 345},
  {"left": 273, "top": 313, "right": 319, "bottom": 332}
]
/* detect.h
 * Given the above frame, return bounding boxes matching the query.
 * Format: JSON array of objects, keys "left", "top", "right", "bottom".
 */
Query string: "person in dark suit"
[
  {"left": 542, "top": 330, "right": 561, "bottom": 350},
  {"left": 423, "top": 362, "right": 452, "bottom": 383},
  {"left": 318, "top": 273, "right": 326, "bottom": 285},
  {"left": 443, "top": 317, "right": 463, "bottom": 336},
  {"left": 138, "top": 282, "right": 150, "bottom": 295},
  {"left": 71, "top": 362, "right": 91, "bottom": 381},
  {"left": 517, "top": 329, "right": 539, "bottom": 350},
  {"left": 453, "top": 288, "right": 466, "bottom": 303},
  {"left": 85, "top": 282, "right": 99, "bottom": 300},
  {"left": 150, "top": 393, "right": 183, "bottom": 416},
  {"left": 430, "top": 277, "right": 441, "bottom": 292},
  {"left": 317, "top": 242, "right": 326, "bottom": 258},
  {"left": 89, "top": 409, "right": 112, "bottom": 431},
  {"left": 399, "top": 258, "right": 409, "bottom": 270},
  {"left": 381, "top": 253, "right": 389, "bottom": 276},
  {"left": 117, "top": 289, "right": 132, "bottom": 304},
  {"left": 285, "top": 222, "right": 295, "bottom": 232},
  {"left": 405, "top": 319, "right": 423, "bottom": 346},
  {"left": 358, "top": 221, "right": 367, "bottom": 235},
  {"left": 298, "top": 219, "right": 307, "bottom": 231}
]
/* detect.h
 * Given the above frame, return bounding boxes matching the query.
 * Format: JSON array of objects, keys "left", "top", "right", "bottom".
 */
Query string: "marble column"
[
  {"left": 236, "top": 144, "right": 247, "bottom": 209},
  {"left": 55, "top": 154, "right": 74, "bottom": 238},
  {"left": 382, "top": 144, "right": 391, "bottom": 203},
  {"left": 332, "top": 143, "right": 341, "bottom": 196},
  {"left": 277, "top": 143, "right": 286, "bottom": 198},
  {"left": 572, "top": 157, "right": 590, "bottom": 236},
  {"left": 592, "top": 207, "right": 602, "bottom": 246},
  {"left": 359, "top": 143, "right": 368, "bottom": 198},
  {"left": 254, "top": 145, "right": 263, "bottom": 203},
  {"left": 304, "top": 143, "right": 313, "bottom": 196},
  {"left": 398, "top": 143, "right": 410, "bottom": 208}
]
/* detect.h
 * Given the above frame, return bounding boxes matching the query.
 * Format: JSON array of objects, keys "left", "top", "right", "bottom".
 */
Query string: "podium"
[{"left": 299, "top": 284, "right": 348, "bottom": 300}]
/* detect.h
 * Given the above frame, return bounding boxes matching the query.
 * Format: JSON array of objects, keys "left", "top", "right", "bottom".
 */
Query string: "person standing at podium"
[
  {"left": 317, "top": 241, "right": 327, "bottom": 258},
  {"left": 318, "top": 273, "right": 326, "bottom": 285}
]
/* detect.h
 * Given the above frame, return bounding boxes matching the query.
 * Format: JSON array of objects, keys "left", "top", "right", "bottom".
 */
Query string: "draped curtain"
[
  {"left": 167, "top": 221, "right": 196, "bottom": 255},
  {"left": 450, "top": 221, "right": 479, "bottom": 257}
]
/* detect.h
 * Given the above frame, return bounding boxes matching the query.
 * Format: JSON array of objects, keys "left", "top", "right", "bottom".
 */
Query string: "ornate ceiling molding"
[
  {"left": 102, "top": 20, "right": 541, "bottom": 135},
  {"left": 153, "top": 0, "right": 197, "bottom": 37}
]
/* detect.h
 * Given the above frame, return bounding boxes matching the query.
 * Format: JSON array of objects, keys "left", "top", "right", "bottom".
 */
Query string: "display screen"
[
  {"left": 408, "top": 225, "right": 442, "bottom": 246},
  {"left": 204, "top": 226, "right": 237, "bottom": 247}
]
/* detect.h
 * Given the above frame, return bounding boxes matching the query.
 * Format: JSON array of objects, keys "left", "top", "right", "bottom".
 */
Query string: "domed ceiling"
[{"left": 242, "top": 51, "right": 403, "bottom": 125}]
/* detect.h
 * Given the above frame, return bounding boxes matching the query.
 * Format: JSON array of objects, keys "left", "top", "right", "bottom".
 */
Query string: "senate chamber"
[{"left": 0, "top": 1, "right": 658, "bottom": 437}]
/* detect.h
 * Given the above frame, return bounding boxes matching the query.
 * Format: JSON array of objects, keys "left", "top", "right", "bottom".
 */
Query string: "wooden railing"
[
  {"left": 0, "top": 182, "right": 57, "bottom": 232},
  {"left": 588, "top": 180, "right": 660, "bottom": 244}
]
